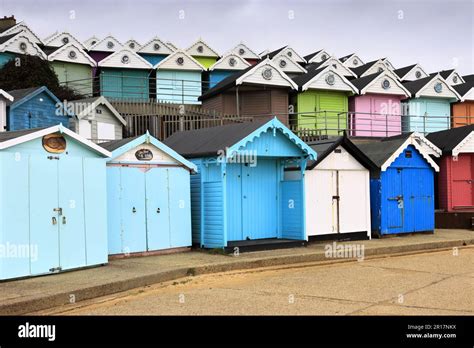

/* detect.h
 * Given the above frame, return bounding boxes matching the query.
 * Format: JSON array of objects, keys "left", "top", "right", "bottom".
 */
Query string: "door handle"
[
  {"left": 53, "top": 207, "right": 63, "bottom": 215},
  {"left": 52, "top": 217, "right": 57, "bottom": 225},
  {"left": 132, "top": 207, "right": 136, "bottom": 213},
  {"left": 156, "top": 208, "right": 160, "bottom": 214},
  {"left": 62, "top": 216, "right": 67, "bottom": 224}
]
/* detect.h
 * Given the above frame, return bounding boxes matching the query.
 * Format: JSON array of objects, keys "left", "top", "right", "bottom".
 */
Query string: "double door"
[
  {"left": 384, "top": 167, "right": 434, "bottom": 233},
  {"left": 117, "top": 166, "right": 191, "bottom": 253},
  {"left": 315, "top": 170, "right": 369, "bottom": 235},
  {"left": 30, "top": 156, "right": 86, "bottom": 275}
]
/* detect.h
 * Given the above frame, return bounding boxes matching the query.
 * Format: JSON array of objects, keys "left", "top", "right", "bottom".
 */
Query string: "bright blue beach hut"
[
  {"left": 163, "top": 118, "right": 317, "bottom": 250},
  {"left": 100, "top": 132, "right": 197, "bottom": 255},
  {"left": 356, "top": 133, "right": 440, "bottom": 236},
  {"left": 0, "top": 124, "right": 111, "bottom": 280}
]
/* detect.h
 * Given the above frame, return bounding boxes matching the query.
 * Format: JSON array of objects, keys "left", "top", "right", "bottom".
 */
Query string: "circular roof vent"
[
  {"left": 129, "top": 42, "right": 135, "bottom": 49},
  {"left": 382, "top": 79, "right": 391, "bottom": 90},
  {"left": 176, "top": 57, "right": 185, "bottom": 65},
  {"left": 434, "top": 82, "right": 443, "bottom": 93},
  {"left": 154, "top": 43, "right": 160, "bottom": 51},
  {"left": 229, "top": 57, "right": 237, "bottom": 67},
  {"left": 121, "top": 55, "right": 130, "bottom": 64},
  {"left": 197, "top": 45, "right": 204, "bottom": 53},
  {"left": 91, "top": 40, "right": 97, "bottom": 46},
  {"left": 378, "top": 67, "right": 384, "bottom": 73},
  {"left": 287, "top": 51, "right": 293, "bottom": 57},
  {"left": 415, "top": 71, "right": 422, "bottom": 79},
  {"left": 107, "top": 41, "right": 115, "bottom": 49},
  {"left": 68, "top": 50, "right": 77, "bottom": 59},
  {"left": 19, "top": 42, "right": 27, "bottom": 51},
  {"left": 62, "top": 37, "right": 69, "bottom": 45},
  {"left": 321, "top": 54, "right": 328, "bottom": 61},
  {"left": 453, "top": 75, "right": 458, "bottom": 83},
  {"left": 279, "top": 59, "right": 287, "bottom": 68},
  {"left": 238, "top": 48, "right": 245, "bottom": 55},
  {"left": 262, "top": 68, "right": 273, "bottom": 80},
  {"left": 353, "top": 59, "right": 358, "bottom": 66},
  {"left": 326, "top": 74, "right": 335, "bottom": 86}
]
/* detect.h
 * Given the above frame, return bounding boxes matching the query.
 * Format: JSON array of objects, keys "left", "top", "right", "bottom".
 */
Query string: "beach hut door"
[
  {"left": 29, "top": 156, "right": 87, "bottom": 274},
  {"left": 386, "top": 168, "right": 404, "bottom": 230},
  {"left": 452, "top": 155, "right": 474, "bottom": 208}
]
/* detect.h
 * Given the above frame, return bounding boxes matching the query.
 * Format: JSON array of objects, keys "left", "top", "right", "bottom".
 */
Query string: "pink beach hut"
[{"left": 349, "top": 71, "right": 411, "bottom": 137}]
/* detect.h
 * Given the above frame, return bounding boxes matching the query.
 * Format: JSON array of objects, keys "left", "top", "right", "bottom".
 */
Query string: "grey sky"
[{"left": 1, "top": 0, "right": 472, "bottom": 74}]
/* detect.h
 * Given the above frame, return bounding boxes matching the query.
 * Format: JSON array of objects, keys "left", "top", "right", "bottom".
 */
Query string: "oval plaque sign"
[
  {"left": 135, "top": 148, "right": 153, "bottom": 161},
  {"left": 43, "top": 133, "right": 66, "bottom": 154}
]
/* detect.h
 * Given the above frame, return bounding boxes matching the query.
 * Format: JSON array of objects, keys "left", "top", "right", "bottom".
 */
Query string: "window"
[
  {"left": 405, "top": 150, "right": 412, "bottom": 158},
  {"left": 97, "top": 122, "right": 115, "bottom": 141}
]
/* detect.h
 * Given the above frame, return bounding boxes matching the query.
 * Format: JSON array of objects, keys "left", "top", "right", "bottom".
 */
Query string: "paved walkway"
[
  {"left": 1, "top": 229, "right": 473, "bottom": 315},
  {"left": 37, "top": 248, "right": 474, "bottom": 315}
]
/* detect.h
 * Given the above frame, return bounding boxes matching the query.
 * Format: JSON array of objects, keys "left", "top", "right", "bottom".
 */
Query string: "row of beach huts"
[
  {"left": 1, "top": 16, "right": 474, "bottom": 137},
  {"left": 0, "top": 115, "right": 473, "bottom": 280},
  {"left": 1, "top": 16, "right": 474, "bottom": 281}
]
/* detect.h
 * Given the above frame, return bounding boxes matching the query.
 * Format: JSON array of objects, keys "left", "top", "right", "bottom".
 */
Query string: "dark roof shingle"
[
  {"left": 163, "top": 120, "right": 269, "bottom": 158},
  {"left": 426, "top": 125, "right": 474, "bottom": 154}
]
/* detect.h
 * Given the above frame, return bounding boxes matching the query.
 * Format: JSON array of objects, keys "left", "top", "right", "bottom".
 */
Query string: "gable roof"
[
  {"left": 5, "top": 86, "right": 75, "bottom": 117},
  {"left": 83, "top": 36, "right": 100, "bottom": 49},
  {"left": 304, "top": 49, "right": 331, "bottom": 64},
  {"left": 291, "top": 66, "right": 358, "bottom": 93},
  {"left": 0, "top": 89, "right": 14, "bottom": 101},
  {"left": 154, "top": 49, "right": 205, "bottom": 70},
  {"left": 264, "top": 46, "right": 306, "bottom": 63},
  {"left": 163, "top": 117, "right": 316, "bottom": 160},
  {"left": 426, "top": 125, "right": 474, "bottom": 155},
  {"left": 350, "top": 71, "right": 411, "bottom": 97},
  {"left": 88, "top": 35, "right": 122, "bottom": 52},
  {"left": 199, "top": 58, "right": 297, "bottom": 100},
  {"left": 403, "top": 74, "right": 460, "bottom": 99},
  {"left": 185, "top": 38, "right": 219, "bottom": 57},
  {"left": 138, "top": 37, "right": 174, "bottom": 55},
  {"left": 393, "top": 64, "right": 417, "bottom": 79},
  {"left": 123, "top": 39, "right": 142, "bottom": 51},
  {"left": 229, "top": 42, "right": 260, "bottom": 60},
  {"left": 306, "top": 134, "right": 377, "bottom": 170},
  {"left": 100, "top": 131, "right": 197, "bottom": 171},
  {"left": 430, "top": 69, "right": 454, "bottom": 80},
  {"left": 305, "top": 56, "right": 357, "bottom": 77},
  {"left": 350, "top": 59, "right": 383, "bottom": 77},
  {"left": 355, "top": 133, "right": 439, "bottom": 173},
  {"left": 0, "top": 22, "right": 42, "bottom": 44},
  {"left": 47, "top": 42, "right": 96, "bottom": 66},
  {"left": 463, "top": 75, "right": 474, "bottom": 84},
  {"left": 98, "top": 48, "right": 153, "bottom": 69},
  {"left": 271, "top": 53, "right": 307, "bottom": 74},
  {"left": 43, "top": 31, "right": 85, "bottom": 49},
  {"left": 0, "top": 124, "right": 110, "bottom": 157},
  {"left": 68, "top": 96, "right": 126, "bottom": 125},
  {"left": 208, "top": 52, "right": 251, "bottom": 71},
  {"left": 453, "top": 81, "right": 474, "bottom": 101},
  {"left": 339, "top": 53, "right": 355, "bottom": 62},
  {"left": 0, "top": 32, "right": 47, "bottom": 59}
]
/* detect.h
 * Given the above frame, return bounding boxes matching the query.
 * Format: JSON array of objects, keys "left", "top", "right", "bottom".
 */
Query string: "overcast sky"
[{"left": 1, "top": 0, "right": 472, "bottom": 74}]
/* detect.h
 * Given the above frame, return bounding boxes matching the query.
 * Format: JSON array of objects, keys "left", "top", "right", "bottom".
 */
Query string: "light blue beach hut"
[
  {"left": 0, "top": 124, "right": 111, "bottom": 280},
  {"left": 100, "top": 132, "right": 197, "bottom": 255},
  {"left": 163, "top": 118, "right": 317, "bottom": 250}
]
